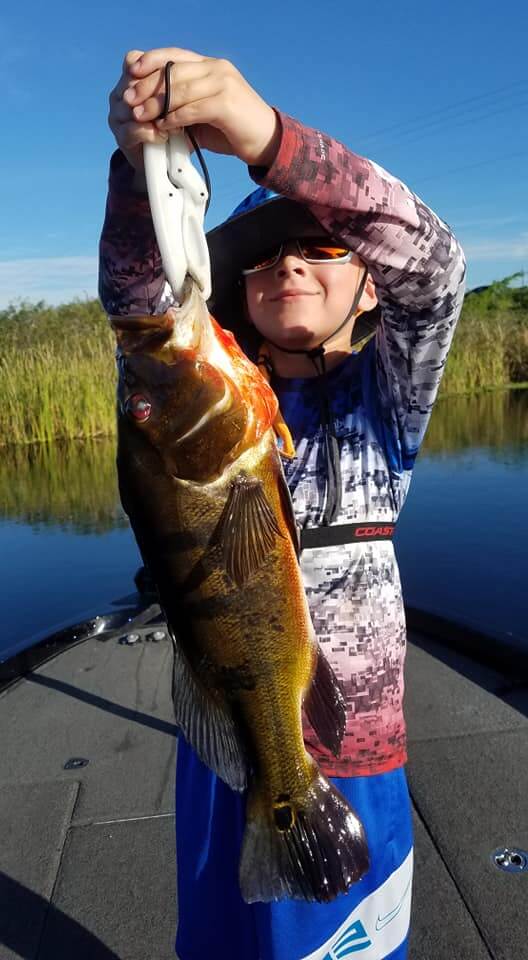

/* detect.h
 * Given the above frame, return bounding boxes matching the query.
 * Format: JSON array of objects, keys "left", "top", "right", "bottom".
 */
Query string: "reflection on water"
[
  {"left": 0, "top": 438, "right": 135, "bottom": 659},
  {"left": 0, "top": 438, "right": 126, "bottom": 533},
  {"left": 396, "top": 389, "right": 528, "bottom": 646},
  {"left": 1, "top": 390, "right": 526, "bottom": 530},
  {"left": 423, "top": 388, "right": 528, "bottom": 459},
  {"left": 0, "top": 389, "right": 526, "bottom": 656}
]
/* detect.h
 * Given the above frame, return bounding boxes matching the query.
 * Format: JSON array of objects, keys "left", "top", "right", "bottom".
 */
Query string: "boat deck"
[{"left": 1, "top": 615, "right": 527, "bottom": 959}]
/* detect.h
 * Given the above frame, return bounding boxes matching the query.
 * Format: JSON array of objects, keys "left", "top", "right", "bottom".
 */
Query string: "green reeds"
[
  {"left": 440, "top": 273, "right": 528, "bottom": 396},
  {"left": 1, "top": 276, "right": 528, "bottom": 445},
  {"left": 439, "top": 314, "right": 509, "bottom": 396},
  {"left": 0, "top": 300, "right": 117, "bottom": 445}
]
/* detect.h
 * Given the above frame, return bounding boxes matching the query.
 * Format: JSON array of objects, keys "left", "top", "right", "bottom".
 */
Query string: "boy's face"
[{"left": 243, "top": 244, "right": 376, "bottom": 350}]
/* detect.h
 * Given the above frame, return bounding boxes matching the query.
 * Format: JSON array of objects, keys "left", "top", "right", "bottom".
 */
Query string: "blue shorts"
[{"left": 175, "top": 738, "right": 413, "bottom": 960}]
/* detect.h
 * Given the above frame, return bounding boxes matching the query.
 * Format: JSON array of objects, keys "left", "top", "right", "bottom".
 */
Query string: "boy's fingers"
[
  {"left": 127, "top": 68, "right": 217, "bottom": 123},
  {"left": 132, "top": 96, "right": 163, "bottom": 122},
  {"left": 109, "top": 51, "right": 144, "bottom": 106},
  {"left": 112, "top": 119, "right": 168, "bottom": 149},
  {"left": 123, "top": 49, "right": 145, "bottom": 71},
  {"left": 129, "top": 47, "right": 207, "bottom": 77},
  {"left": 154, "top": 92, "right": 225, "bottom": 132},
  {"left": 151, "top": 76, "right": 223, "bottom": 125},
  {"left": 111, "top": 75, "right": 138, "bottom": 107},
  {"left": 124, "top": 59, "right": 211, "bottom": 107},
  {"left": 110, "top": 97, "right": 136, "bottom": 124},
  {"left": 123, "top": 70, "right": 164, "bottom": 107}
]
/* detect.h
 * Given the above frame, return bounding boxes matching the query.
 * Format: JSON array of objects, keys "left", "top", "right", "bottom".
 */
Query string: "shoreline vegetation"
[{"left": 1, "top": 274, "right": 527, "bottom": 446}]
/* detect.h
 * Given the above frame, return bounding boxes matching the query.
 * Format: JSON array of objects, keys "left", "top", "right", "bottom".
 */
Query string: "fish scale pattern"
[{"left": 98, "top": 109, "right": 466, "bottom": 777}]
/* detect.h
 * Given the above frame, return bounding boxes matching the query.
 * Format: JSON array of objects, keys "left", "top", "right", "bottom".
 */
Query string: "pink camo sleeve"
[
  {"left": 249, "top": 112, "right": 467, "bottom": 463},
  {"left": 98, "top": 150, "right": 173, "bottom": 316},
  {"left": 250, "top": 111, "right": 466, "bottom": 311}
]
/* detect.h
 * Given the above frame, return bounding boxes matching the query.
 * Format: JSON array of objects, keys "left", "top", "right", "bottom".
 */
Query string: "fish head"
[{"left": 111, "top": 279, "right": 278, "bottom": 484}]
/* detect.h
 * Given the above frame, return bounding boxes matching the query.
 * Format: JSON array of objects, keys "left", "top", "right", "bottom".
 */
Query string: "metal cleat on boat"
[
  {"left": 119, "top": 633, "right": 141, "bottom": 646},
  {"left": 492, "top": 847, "right": 528, "bottom": 873}
]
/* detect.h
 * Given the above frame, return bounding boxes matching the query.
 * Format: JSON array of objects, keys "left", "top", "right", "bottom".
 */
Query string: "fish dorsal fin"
[
  {"left": 218, "top": 474, "right": 284, "bottom": 588},
  {"left": 303, "top": 645, "right": 347, "bottom": 757}
]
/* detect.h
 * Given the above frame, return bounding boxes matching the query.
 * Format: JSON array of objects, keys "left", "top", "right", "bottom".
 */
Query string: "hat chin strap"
[{"left": 261, "top": 268, "right": 369, "bottom": 526}]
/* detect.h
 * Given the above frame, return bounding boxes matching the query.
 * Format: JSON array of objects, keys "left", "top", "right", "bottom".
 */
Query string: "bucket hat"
[{"left": 206, "top": 187, "right": 379, "bottom": 346}]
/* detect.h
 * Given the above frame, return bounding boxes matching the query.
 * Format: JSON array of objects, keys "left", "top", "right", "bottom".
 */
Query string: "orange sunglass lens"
[
  {"left": 250, "top": 253, "right": 280, "bottom": 270},
  {"left": 300, "top": 243, "right": 350, "bottom": 260},
  {"left": 245, "top": 241, "right": 349, "bottom": 272}
]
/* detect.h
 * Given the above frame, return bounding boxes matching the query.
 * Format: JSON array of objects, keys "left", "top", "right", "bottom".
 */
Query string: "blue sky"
[{"left": 1, "top": 0, "right": 527, "bottom": 308}]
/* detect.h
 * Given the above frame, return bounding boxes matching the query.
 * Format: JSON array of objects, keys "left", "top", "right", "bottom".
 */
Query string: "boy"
[{"left": 99, "top": 46, "right": 466, "bottom": 960}]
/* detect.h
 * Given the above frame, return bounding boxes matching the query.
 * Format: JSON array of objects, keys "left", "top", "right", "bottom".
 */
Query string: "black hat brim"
[
  {"left": 205, "top": 193, "right": 380, "bottom": 348},
  {"left": 206, "top": 195, "right": 323, "bottom": 311}
]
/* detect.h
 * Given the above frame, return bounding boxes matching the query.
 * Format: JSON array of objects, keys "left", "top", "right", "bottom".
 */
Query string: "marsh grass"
[
  {"left": 1, "top": 275, "right": 528, "bottom": 444},
  {"left": 440, "top": 314, "right": 508, "bottom": 395},
  {"left": 1, "top": 299, "right": 116, "bottom": 445},
  {"left": 440, "top": 273, "right": 528, "bottom": 396}
]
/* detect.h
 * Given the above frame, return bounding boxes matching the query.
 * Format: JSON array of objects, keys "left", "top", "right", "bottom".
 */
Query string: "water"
[
  {"left": 1, "top": 391, "right": 527, "bottom": 661},
  {"left": 0, "top": 439, "right": 142, "bottom": 661},
  {"left": 395, "top": 449, "right": 527, "bottom": 644}
]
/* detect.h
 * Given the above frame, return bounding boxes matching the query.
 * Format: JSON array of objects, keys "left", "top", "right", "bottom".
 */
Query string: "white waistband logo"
[{"left": 301, "top": 849, "right": 413, "bottom": 960}]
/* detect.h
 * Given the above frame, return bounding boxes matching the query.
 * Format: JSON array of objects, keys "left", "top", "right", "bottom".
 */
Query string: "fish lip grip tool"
[{"left": 144, "top": 131, "right": 212, "bottom": 303}]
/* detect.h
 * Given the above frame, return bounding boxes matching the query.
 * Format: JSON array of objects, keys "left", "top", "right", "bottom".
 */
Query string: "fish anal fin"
[
  {"left": 170, "top": 630, "right": 247, "bottom": 791},
  {"left": 303, "top": 645, "right": 346, "bottom": 757},
  {"left": 218, "top": 474, "right": 284, "bottom": 587}
]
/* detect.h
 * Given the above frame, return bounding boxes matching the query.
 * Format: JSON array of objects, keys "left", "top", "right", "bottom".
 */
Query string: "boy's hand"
[
  {"left": 121, "top": 47, "right": 281, "bottom": 169},
  {"left": 108, "top": 50, "right": 169, "bottom": 177}
]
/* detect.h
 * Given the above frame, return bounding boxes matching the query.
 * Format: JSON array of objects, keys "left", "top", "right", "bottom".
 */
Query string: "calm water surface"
[{"left": 1, "top": 390, "right": 527, "bottom": 660}]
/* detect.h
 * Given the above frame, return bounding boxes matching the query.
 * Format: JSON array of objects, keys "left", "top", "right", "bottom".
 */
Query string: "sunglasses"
[{"left": 241, "top": 239, "right": 353, "bottom": 275}]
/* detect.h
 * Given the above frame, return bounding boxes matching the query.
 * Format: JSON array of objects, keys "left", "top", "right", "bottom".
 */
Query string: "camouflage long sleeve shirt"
[{"left": 99, "top": 111, "right": 466, "bottom": 778}]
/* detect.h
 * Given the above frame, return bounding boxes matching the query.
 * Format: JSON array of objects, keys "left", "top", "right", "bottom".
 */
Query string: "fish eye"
[{"left": 125, "top": 393, "right": 152, "bottom": 422}]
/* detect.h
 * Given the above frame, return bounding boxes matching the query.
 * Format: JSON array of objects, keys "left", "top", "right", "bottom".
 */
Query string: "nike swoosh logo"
[{"left": 375, "top": 878, "right": 411, "bottom": 931}]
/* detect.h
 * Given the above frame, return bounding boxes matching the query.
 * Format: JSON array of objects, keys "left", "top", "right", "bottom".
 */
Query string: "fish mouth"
[
  {"left": 173, "top": 274, "right": 197, "bottom": 311},
  {"left": 110, "top": 276, "right": 209, "bottom": 354},
  {"left": 169, "top": 275, "right": 207, "bottom": 350}
]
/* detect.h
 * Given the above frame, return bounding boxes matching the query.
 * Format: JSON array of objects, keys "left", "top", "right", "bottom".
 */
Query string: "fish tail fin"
[{"left": 239, "top": 771, "right": 369, "bottom": 903}]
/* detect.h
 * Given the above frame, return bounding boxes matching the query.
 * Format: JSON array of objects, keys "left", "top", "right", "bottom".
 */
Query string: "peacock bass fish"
[{"left": 110, "top": 278, "right": 369, "bottom": 903}]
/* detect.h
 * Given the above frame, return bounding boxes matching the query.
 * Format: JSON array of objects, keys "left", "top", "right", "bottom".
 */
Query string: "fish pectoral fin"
[
  {"left": 170, "top": 631, "right": 248, "bottom": 791},
  {"left": 218, "top": 474, "right": 283, "bottom": 587},
  {"left": 303, "top": 644, "right": 347, "bottom": 757}
]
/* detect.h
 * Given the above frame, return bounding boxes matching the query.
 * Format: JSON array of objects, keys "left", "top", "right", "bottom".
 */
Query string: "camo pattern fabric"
[
  {"left": 98, "top": 111, "right": 466, "bottom": 776},
  {"left": 271, "top": 350, "right": 412, "bottom": 776}
]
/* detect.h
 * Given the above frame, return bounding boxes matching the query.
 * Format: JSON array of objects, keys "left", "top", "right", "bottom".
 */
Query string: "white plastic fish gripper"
[{"left": 144, "top": 132, "right": 212, "bottom": 303}]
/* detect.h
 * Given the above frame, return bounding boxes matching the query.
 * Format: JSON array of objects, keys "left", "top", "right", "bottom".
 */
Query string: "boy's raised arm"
[
  {"left": 98, "top": 149, "right": 173, "bottom": 317},
  {"left": 249, "top": 110, "right": 467, "bottom": 467}
]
